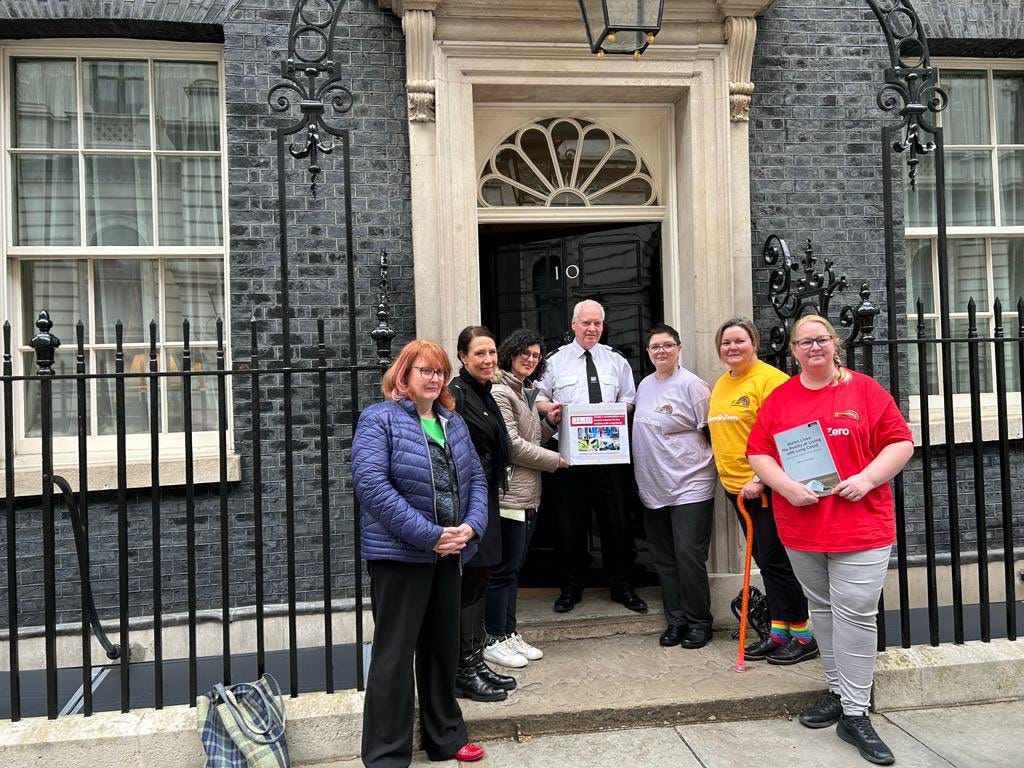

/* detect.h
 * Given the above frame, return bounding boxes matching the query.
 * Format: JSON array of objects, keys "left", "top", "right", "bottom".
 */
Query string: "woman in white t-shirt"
[{"left": 632, "top": 323, "right": 718, "bottom": 650}]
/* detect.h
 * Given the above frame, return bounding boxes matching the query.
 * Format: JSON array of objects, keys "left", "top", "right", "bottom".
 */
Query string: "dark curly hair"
[{"left": 497, "top": 328, "right": 548, "bottom": 383}]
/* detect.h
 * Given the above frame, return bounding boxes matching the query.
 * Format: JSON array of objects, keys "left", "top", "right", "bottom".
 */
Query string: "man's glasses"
[
  {"left": 414, "top": 366, "right": 446, "bottom": 380},
  {"left": 792, "top": 336, "right": 833, "bottom": 350},
  {"left": 518, "top": 351, "right": 542, "bottom": 361},
  {"left": 647, "top": 343, "right": 679, "bottom": 353}
]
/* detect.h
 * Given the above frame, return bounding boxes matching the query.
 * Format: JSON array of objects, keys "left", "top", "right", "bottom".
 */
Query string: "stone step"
[
  {"left": 514, "top": 587, "right": 665, "bottom": 643},
  {"left": 459, "top": 629, "right": 826, "bottom": 743}
]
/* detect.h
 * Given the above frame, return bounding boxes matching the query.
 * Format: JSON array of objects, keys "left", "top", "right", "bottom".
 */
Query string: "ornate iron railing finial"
[
  {"left": 866, "top": 0, "right": 947, "bottom": 187},
  {"left": 840, "top": 283, "right": 882, "bottom": 345},
  {"left": 371, "top": 251, "right": 396, "bottom": 370},
  {"left": 268, "top": 0, "right": 355, "bottom": 197},
  {"left": 763, "top": 236, "right": 849, "bottom": 355},
  {"left": 29, "top": 310, "right": 61, "bottom": 373}
]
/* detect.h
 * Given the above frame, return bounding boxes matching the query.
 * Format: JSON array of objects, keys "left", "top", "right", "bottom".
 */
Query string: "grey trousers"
[
  {"left": 785, "top": 545, "right": 891, "bottom": 716},
  {"left": 643, "top": 498, "right": 715, "bottom": 629}
]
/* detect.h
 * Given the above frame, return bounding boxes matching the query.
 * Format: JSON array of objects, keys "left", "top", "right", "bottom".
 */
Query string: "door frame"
[
  {"left": 408, "top": 42, "right": 741, "bottom": 378},
  {"left": 471, "top": 104, "right": 683, "bottom": 366},
  {"left": 408, "top": 40, "right": 750, "bottom": 574}
]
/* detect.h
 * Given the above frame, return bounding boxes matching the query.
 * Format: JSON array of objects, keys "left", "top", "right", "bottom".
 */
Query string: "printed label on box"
[{"left": 558, "top": 403, "right": 630, "bottom": 465}]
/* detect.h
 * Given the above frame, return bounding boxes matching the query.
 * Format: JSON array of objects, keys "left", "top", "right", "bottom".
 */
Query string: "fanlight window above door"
[{"left": 479, "top": 118, "right": 659, "bottom": 208}]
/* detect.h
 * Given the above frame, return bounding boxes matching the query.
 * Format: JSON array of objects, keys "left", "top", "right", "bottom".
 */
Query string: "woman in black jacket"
[{"left": 449, "top": 326, "right": 514, "bottom": 702}]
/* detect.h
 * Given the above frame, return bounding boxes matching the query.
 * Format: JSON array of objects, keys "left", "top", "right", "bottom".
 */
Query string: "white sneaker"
[
  {"left": 483, "top": 636, "right": 528, "bottom": 668},
  {"left": 508, "top": 632, "right": 543, "bottom": 661}
]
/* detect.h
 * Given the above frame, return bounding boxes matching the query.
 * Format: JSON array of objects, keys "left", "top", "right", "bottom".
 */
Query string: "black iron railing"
[
  {"left": 758, "top": 1, "right": 1023, "bottom": 652},
  {"left": 1, "top": 284, "right": 394, "bottom": 721},
  {"left": 1, "top": 0, "right": 399, "bottom": 723},
  {"left": 760, "top": 232, "right": 1024, "bottom": 654}
]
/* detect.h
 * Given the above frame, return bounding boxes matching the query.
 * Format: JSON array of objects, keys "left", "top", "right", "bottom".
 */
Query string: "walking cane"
[{"left": 734, "top": 493, "right": 767, "bottom": 673}]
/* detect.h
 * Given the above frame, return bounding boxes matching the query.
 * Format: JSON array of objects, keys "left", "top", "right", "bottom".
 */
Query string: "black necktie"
[{"left": 584, "top": 349, "right": 602, "bottom": 403}]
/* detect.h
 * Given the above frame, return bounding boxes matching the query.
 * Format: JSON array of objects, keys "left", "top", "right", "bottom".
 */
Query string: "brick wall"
[{"left": 0, "top": 0, "right": 414, "bottom": 628}]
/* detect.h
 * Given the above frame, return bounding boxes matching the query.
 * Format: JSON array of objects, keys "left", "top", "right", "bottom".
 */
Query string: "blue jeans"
[{"left": 484, "top": 512, "right": 534, "bottom": 637}]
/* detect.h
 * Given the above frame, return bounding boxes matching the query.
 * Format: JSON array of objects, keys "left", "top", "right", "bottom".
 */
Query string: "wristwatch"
[{"left": 752, "top": 474, "right": 761, "bottom": 484}]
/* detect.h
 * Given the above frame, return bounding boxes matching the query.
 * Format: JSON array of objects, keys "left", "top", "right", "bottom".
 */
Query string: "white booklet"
[{"left": 772, "top": 420, "right": 841, "bottom": 496}]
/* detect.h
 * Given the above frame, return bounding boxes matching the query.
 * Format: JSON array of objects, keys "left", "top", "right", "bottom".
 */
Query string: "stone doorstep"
[{"left": 515, "top": 575, "right": 762, "bottom": 643}]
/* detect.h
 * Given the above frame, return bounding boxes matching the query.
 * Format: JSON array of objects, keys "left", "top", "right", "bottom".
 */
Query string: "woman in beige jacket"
[{"left": 483, "top": 329, "right": 568, "bottom": 668}]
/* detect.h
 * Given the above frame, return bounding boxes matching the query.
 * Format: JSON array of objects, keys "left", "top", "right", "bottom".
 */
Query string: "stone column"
[
  {"left": 709, "top": 4, "right": 769, "bottom": 575},
  {"left": 723, "top": 14, "right": 758, "bottom": 321},
  {"left": 381, "top": 0, "right": 445, "bottom": 341}
]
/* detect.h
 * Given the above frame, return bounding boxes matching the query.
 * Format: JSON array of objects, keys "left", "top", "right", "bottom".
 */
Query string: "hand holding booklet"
[{"left": 772, "top": 420, "right": 841, "bottom": 496}]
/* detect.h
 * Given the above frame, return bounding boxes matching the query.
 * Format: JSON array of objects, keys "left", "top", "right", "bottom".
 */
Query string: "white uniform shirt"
[{"left": 536, "top": 340, "right": 637, "bottom": 406}]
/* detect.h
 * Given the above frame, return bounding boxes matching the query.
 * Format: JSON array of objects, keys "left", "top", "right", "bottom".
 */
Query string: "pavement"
[{"left": 310, "top": 700, "right": 1024, "bottom": 767}]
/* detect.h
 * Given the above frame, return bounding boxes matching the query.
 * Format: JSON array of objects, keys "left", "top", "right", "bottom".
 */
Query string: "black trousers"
[
  {"left": 557, "top": 465, "right": 635, "bottom": 591},
  {"left": 459, "top": 565, "right": 491, "bottom": 657},
  {"left": 484, "top": 516, "right": 529, "bottom": 637},
  {"left": 362, "top": 557, "right": 467, "bottom": 768},
  {"left": 643, "top": 498, "right": 715, "bottom": 629},
  {"left": 726, "top": 490, "right": 809, "bottom": 624}
]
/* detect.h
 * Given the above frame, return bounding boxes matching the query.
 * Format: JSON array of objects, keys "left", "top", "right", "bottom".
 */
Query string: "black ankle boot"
[
  {"left": 455, "top": 653, "right": 507, "bottom": 702},
  {"left": 475, "top": 649, "right": 517, "bottom": 691}
]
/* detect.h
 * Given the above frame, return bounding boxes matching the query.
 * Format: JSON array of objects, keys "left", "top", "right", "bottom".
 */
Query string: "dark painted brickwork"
[
  {"left": 914, "top": 1, "right": 1024, "bottom": 40},
  {"left": 749, "top": 0, "right": 898, "bottom": 388},
  {"left": 0, "top": 0, "right": 239, "bottom": 24},
  {"left": 0, "top": 0, "right": 413, "bottom": 628},
  {"left": 750, "top": 0, "right": 1024, "bottom": 561}
]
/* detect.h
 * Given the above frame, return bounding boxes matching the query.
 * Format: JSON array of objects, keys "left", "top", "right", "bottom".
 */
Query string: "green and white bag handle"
[{"left": 214, "top": 674, "right": 287, "bottom": 744}]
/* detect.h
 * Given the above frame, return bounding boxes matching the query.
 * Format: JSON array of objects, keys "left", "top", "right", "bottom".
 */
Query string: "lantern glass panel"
[
  {"left": 578, "top": 0, "right": 664, "bottom": 54},
  {"left": 578, "top": 0, "right": 607, "bottom": 49}
]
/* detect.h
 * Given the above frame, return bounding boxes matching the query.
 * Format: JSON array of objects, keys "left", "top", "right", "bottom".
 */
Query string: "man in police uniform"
[{"left": 536, "top": 299, "right": 647, "bottom": 614}]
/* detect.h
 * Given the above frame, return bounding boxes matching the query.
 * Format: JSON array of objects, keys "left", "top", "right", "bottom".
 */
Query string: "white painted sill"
[{"left": 0, "top": 450, "right": 242, "bottom": 498}]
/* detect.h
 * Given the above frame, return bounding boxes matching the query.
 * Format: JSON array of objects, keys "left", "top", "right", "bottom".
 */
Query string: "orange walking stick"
[{"left": 734, "top": 493, "right": 767, "bottom": 673}]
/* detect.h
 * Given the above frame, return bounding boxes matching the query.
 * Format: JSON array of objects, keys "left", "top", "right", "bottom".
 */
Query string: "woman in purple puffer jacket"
[{"left": 352, "top": 339, "right": 489, "bottom": 767}]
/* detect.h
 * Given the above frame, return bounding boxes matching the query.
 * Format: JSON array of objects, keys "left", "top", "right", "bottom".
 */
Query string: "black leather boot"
[
  {"left": 474, "top": 648, "right": 517, "bottom": 691},
  {"left": 455, "top": 652, "right": 507, "bottom": 702}
]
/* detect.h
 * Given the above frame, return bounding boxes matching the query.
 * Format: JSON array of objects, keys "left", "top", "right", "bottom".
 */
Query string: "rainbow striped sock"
[
  {"left": 790, "top": 620, "right": 812, "bottom": 644},
  {"left": 769, "top": 620, "right": 789, "bottom": 645}
]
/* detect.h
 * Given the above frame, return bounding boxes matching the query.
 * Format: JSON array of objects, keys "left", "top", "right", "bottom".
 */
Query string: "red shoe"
[{"left": 454, "top": 743, "right": 485, "bottom": 762}]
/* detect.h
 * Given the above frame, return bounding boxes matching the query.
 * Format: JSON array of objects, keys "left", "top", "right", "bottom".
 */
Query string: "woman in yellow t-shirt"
[{"left": 707, "top": 317, "right": 816, "bottom": 666}]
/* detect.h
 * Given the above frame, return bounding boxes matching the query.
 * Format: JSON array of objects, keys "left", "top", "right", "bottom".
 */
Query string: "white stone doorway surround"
[{"left": 381, "top": 0, "right": 775, "bottom": 574}]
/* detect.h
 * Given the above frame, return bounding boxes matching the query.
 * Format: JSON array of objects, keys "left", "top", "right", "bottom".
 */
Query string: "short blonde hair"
[
  {"left": 790, "top": 314, "right": 851, "bottom": 383},
  {"left": 382, "top": 339, "right": 455, "bottom": 410}
]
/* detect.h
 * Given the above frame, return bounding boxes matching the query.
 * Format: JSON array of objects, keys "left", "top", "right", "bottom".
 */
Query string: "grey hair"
[{"left": 571, "top": 299, "right": 605, "bottom": 322}]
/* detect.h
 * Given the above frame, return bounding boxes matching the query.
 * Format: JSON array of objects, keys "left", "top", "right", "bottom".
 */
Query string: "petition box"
[{"left": 558, "top": 402, "right": 631, "bottom": 466}]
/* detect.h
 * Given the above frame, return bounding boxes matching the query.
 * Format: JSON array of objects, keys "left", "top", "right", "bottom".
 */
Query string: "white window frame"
[
  {"left": 0, "top": 39, "right": 234, "bottom": 489},
  {"left": 905, "top": 57, "right": 1024, "bottom": 434}
]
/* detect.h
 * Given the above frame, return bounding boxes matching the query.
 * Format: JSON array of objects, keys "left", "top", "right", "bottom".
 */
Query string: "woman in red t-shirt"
[{"left": 747, "top": 315, "right": 912, "bottom": 767}]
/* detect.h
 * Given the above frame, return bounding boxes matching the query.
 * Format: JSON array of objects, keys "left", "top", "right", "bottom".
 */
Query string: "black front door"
[
  {"left": 479, "top": 222, "right": 663, "bottom": 377},
  {"left": 479, "top": 222, "right": 663, "bottom": 587}
]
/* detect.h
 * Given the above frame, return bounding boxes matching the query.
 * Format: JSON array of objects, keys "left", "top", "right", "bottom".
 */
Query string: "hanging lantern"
[{"left": 577, "top": 0, "right": 665, "bottom": 58}]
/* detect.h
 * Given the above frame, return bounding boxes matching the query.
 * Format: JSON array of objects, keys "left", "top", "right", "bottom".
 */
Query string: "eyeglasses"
[
  {"left": 414, "top": 366, "right": 446, "bottom": 380},
  {"left": 647, "top": 343, "right": 679, "bottom": 353},
  {"left": 518, "top": 351, "right": 542, "bottom": 361},
  {"left": 793, "top": 336, "right": 833, "bottom": 350}
]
